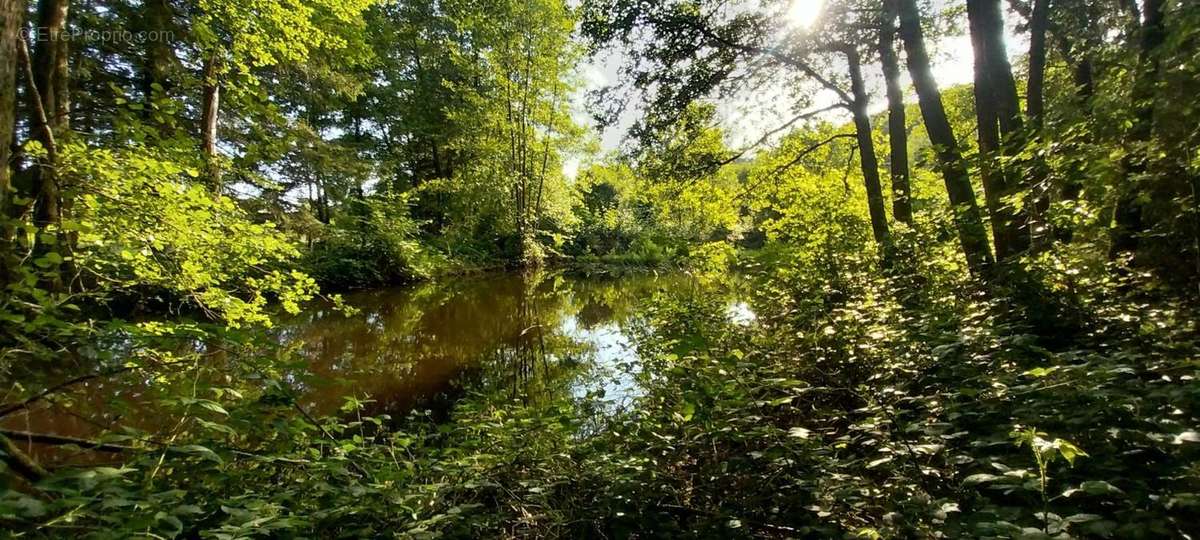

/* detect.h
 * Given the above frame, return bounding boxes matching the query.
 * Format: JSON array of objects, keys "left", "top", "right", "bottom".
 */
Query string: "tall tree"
[
  {"left": 200, "top": 56, "right": 221, "bottom": 191},
  {"left": 967, "top": 0, "right": 1029, "bottom": 261},
  {"left": 895, "top": 0, "right": 994, "bottom": 275},
  {"left": 1025, "top": 0, "right": 1050, "bottom": 128},
  {"left": 140, "top": 0, "right": 178, "bottom": 120},
  {"left": 878, "top": 0, "right": 913, "bottom": 226},
  {"left": 581, "top": 0, "right": 895, "bottom": 255},
  {"left": 0, "top": 0, "right": 21, "bottom": 281},
  {"left": 844, "top": 45, "right": 891, "bottom": 246},
  {"left": 30, "top": 0, "right": 69, "bottom": 231},
  {"left": 1023, "top": 0, "right": 1052, "bottom": 248}
]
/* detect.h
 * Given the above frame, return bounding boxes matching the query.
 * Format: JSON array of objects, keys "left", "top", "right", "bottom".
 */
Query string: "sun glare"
[{"left": 787, "top": 0, "right": 825, "bottom": 29}]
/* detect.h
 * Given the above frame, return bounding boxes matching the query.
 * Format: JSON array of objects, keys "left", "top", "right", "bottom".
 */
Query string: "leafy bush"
[{"left": 303, "top": 192, "right": 440, "bottom": 290}]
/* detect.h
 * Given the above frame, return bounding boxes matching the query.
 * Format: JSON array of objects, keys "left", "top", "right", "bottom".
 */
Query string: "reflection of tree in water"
[
  {"left": 576, "top": 300, "right": 615, "bottom": 330},
  {"left": 281, "top": 273, "right": 557, "bottom": 417},
  {"left": 466, "top": 270, "right": 582, "bottom": 406},
  {"left": 6, "top": 271, "right": 750, "bottom": 466},
  {"left": 283, "top": 270, "right": 683, "bottom": 414},
  {"left": 468, "top": 272, "right": 702, "bottom": 409}
]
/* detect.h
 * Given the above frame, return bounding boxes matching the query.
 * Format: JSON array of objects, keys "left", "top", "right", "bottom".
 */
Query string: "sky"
[{"left": 564, "top": 0, "right": 1021, "bottom": 178}]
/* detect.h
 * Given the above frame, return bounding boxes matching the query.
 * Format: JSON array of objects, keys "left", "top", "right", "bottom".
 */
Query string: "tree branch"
[
  {"left": 673, "top": 14, "right": 854, "bottom": 106},
  {"left": 738, "top": 132, "right": 857, "bottom": 199},
  {"left": 0, "top": 432, "right": 49, "bottom": 482},
  {"left": 0, "top": 429, "right": 134, "bottom": 453},
  {"left": 0, "top": 358, "right": 193, "bottom": 420}
]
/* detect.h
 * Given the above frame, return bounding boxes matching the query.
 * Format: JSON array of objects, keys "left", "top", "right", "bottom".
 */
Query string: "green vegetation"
[{"left": 2, "top": 0, "right": 1200, "bottom": 538}]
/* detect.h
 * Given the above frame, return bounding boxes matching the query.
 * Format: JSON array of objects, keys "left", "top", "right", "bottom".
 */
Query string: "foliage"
[
  {"left": 4, "top": 0, "right": 1200, "bottom": 538},
  {"left": 303, "top": 192, "right": 440, "bottom": 290}
]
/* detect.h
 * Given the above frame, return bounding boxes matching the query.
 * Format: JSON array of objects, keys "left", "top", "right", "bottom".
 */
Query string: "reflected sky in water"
[{"left": 4, "top": 270, "right": 753, "bottom": 464}]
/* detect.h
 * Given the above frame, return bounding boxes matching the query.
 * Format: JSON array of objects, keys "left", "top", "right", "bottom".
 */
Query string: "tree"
[
  {"left": 844, "top": 45, "right": 891, "bottom": 247},
  {"left": 895, "top": 0, "right": 994, "bottom": 275},
  {"left": 30, "top": 0, "right": 69, "bottom": 233},
  {"left": 0, "top": 0, "right": 19, "bottom": 282},
  {"left": 878, "top": 0, "right": 913, "bottom": 227},
  {"left": 967, "top": 0, "right": 1030, "bottom": 261},
  {"left": 581, "top": 0, "right": 893, "bottom": 257}
]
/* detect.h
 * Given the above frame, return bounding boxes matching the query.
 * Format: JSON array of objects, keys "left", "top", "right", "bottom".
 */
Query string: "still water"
[
  {"left": 279, "top": 270, "right": 704, "bottom": 417},
  {"left": 4, "top": 271, "right": 752, "bottom": 464}
]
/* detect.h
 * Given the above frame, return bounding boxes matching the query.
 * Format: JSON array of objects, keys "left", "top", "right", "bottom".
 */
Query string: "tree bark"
[
  {"left": 0, "top": 433, "right": 48, "bottom": 483},
  {"left": 1026, "top": 0, "right": 1050, "bottom": 128},
  {"left": 1006, "top": 0, "right": 1093, "bottom": 104},
  {"left": 0, "top": 0, "right": 20, "bottom": 282},
  {"left": 1110, "top": 0, "right": 1165, "bottom": 257},
  {"left": 201, "top": 56, "right": 222, "bottom": 192},
  {"left": 845, "top": 47, "right": 891, "bottom": 250},
  {"left": 968, "top": 0, "right": 1030, "bottom": 261},
  {"left": 31, "top": 0, "right": 68, "bottom": 232},
  {"left": 878, "top": 1, "right": 913, "bottom": 226},
  {"left": 895, "top": 0, "right": 994, "bottom": 276}
]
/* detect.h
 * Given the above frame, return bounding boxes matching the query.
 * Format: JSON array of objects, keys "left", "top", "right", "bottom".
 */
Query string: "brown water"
[
  {"left": 3, "top": 270, "right": 752, "bottom": 465},
  {"left": 278, "top": 270, "right": 696, "bottom": 417}
]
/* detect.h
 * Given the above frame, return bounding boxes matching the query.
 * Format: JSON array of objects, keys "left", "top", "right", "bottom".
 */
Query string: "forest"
[{"left": 0, "top": 0, "right": 1198, "bottom": 537}]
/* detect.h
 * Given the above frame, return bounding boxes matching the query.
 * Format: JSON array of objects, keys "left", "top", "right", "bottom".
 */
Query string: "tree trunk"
[
  {"left": 1026, "top": 0, "right": 1050, "bottom": 128},
  {"left": 201, "top": 56, "right": 222, "bottom": 192},
  {"left": 895, "top": 0, "right": 994, "bottom": 276},
  {"left": 1006, "top": 0, "right": 1093, "bottom": 104},
  {"left": 0, "top": 0, "right": 21, "bottom": 282},
  {"left": 1110, "top": 0, "right": 1165, "bottom": 258},
  {"left": 845, "top": 47, "right": 892, "bottom": 250},
  {"left": 878, "top": 2, "right": 913, "bottom": 227},
  {"left": 1025, "top": 0, "right": 1052, "bottom": 249},
  {"left": 968, "top": 0, "right": 1030, "bottom": 261},
  {"left": 31, "top": 0, "right": 67, "bottom": 233}
]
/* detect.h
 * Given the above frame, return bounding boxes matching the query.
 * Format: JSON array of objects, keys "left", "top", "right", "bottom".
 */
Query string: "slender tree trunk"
[
  {"left": 878, "top": 2, "right": 913, "bottom": 227},
  {"left": 968, "top": 0, "right": 1030, "bottom": 261},
  {"left": 1110, "top": 0, "right": 1165, "bottom": 258},
  {"left": 844, "top": 47, "right": 891, "bottom": 250},
  {"left": 1006, "top": 0, "right": 1093, "bottom": 104},
  {"left": 971, "top": 65, "right": 1012, "bottom": 258},
  {"left": 895, "top": 0, "right": 994, "bottom": 276},
  {"left": 34, "top": 0, "right": 68, "bottom": 136},
  {"left": 0, "top": 0, "right": 21, "bottom": 283},
  {"left": 201, "top": 56, "right": 222, "bottom": 192},
  {"left": 969, "top": 0, "right": 1014, "bottom": 259},
  {"left": 31, "top": 0, "right": 68, "bottom": 232},
  {"left": 1025, "top": 0, "right": 1053, "bottom": 249},
  {"left": 1006, "top": 0, "right": 1090, "bottom": 239},
  {"left": 1026, "top": 0, "right": 1049, "bottom": 128}
]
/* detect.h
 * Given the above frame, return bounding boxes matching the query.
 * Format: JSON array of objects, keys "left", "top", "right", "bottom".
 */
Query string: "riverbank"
[{"left": 5, "top": 261, "right": 1196, "bottom": 538}]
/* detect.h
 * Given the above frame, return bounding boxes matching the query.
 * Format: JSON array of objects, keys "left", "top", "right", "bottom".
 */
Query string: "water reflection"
[
  {"left": 3, "top": 270, "right": 752, "bottom": 464},
  {"left": 280, "top": 270, "right": 713, "bottom": 418}
]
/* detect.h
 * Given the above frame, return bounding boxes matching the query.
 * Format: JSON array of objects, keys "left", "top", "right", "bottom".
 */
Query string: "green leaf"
[
  {"left": 1054, "top": 439, "right": 1088, "bottom": 466},
  {"left": 174, "top": 444, "right": 223, "bottom": 463},
  {"left": 964, "top": 473, "right": 1002, "bottom": 485},
  {"left": 1024, "top": 367, "right": 1058, "bottom": 378},
  {"left": 679, "top": 401, "right": 696, "bottom": 422},
  {"left": 788, "top": 426, "right": 812, "bottom": 439},
  {"left": 197, "top": 400, "right": 230, "bottom": 416}
]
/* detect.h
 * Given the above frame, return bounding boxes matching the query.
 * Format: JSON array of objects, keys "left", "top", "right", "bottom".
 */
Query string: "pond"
[{"left": 3, "top": 270, "right": 753, "bottom": 464}]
